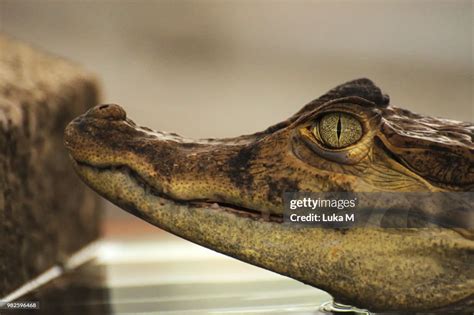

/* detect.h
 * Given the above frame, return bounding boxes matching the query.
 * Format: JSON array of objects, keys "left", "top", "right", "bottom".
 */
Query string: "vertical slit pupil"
[{"left": 336, "top": 114, "right": 342, "bottom": 142}]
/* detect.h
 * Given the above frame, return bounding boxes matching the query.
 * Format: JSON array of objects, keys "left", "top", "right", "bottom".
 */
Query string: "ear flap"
[{"left": 295, "top": 78, "right": 390, "bottom": 117}]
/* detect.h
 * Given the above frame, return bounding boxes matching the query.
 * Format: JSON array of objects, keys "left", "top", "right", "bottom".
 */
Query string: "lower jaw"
[{"left": 69, "top": 159, "right": 471, "bottom": 313}]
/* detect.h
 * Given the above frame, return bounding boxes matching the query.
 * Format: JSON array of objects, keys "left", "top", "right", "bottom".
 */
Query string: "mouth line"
[{"left": 73, "top": 159, "right": 284, "bottom": 224}]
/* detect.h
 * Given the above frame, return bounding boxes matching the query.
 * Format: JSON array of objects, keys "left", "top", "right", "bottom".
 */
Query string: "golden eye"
[{"left": 312, "top": 112, "right": 362, "bottom": 149}]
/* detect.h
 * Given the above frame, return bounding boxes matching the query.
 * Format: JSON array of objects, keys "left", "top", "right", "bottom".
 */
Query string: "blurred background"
[
  {"left": 0, "top": 1, "right": 472, "bottom": 313},
  {"left": 1, "top": 0, "right": 472, "bottom": 224}
]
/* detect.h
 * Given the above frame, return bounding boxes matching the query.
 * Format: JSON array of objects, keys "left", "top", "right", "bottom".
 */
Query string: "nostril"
[{"left": 86, "top": 103, "right": 126, "bottom": 120}]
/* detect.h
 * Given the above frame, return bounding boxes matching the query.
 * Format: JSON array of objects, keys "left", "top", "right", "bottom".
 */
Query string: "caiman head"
[{"left": 64, "top": 79, "right": 473, "bottom": 313}]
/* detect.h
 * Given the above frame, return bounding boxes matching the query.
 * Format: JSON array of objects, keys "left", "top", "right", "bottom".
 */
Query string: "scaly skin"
[{"left": 64, "top": 79, "right": 473, "bottom": 313}]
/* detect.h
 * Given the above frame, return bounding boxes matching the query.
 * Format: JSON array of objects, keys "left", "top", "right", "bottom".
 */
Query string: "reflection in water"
[
  {"left": 20, "top": 262, "right": 112, "bottom": 315},
  {"left": 9, "top": 236, "right": 339, "bottom": 314}
]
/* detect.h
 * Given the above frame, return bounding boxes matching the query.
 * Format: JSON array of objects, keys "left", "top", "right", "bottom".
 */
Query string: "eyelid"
[
  {"left": 312, "top": 120, "right": 322, "bottom": 142},
  {"left": 298, "top": 127, "right": 364, "bottom": 164}
]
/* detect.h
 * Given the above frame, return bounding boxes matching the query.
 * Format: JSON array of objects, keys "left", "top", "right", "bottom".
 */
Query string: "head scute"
[
  {"left": 261, "top": 78, "right": 389, "bottom": 136},
  {"left": 295, "top": 78, "right": 390, "bottom": 118}
]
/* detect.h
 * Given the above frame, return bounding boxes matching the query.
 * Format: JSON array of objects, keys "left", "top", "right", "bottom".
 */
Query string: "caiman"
[{"left": 64, "top": 79, "right": 473, "bottom": 313}]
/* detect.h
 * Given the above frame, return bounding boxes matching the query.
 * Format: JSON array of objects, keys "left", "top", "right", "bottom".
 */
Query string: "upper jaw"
[
  {"left": 71, "top": 157, "right": 283, "bottom": 224},
  {"left": 64, "top": 104, "right": 285, "bottom": 215}
]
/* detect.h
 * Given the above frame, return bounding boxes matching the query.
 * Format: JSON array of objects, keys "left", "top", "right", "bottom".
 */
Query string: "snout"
[{"left": 63, "top": 103, "right": 132, "bottom": 165}]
